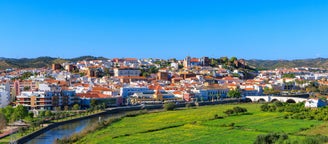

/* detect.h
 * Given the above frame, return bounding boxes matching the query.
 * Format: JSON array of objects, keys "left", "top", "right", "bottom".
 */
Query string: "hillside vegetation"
[
  {"left": 0, "top": 56, "right": 108, "bottom": 70},
  {"left": 1, "top": 56, "right": 328, "bottom": 70},
  {"left": 247, "top": 58, "right": 328, "bottom": 70}
]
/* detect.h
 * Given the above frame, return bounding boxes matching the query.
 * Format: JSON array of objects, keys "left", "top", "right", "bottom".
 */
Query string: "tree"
[
  {"left": 306, "top": 86, "right": 319, "bottom": 93},
  {"left": 90, "top": 99, "right": 97, "bottom": 109},
  {"left": 220, "top": 57, "right": 228, "bottom": 65},
  {"left": 164, "top": 102, "right": 176, "bottom": 111},
  {"left": 101, "top": 103, "right": 106, "bottom": 110},
  {"left": 149, "top": 66, "right": 159, "bottom": 74},
  {"left": 229, "top": 57, "right": 237, "bottom": 63},
  {"left": 64, "top": 105, "right": 69, "bottom": 111},
  {"left": 263, "top": 87, "right": 281, "bottom": 95},
  {"left": 178, "top": 64, "right": 183, "bottom": 69},
  {"left": 103, "top": 68, "right": 110, "bottom": 76},
  {"left": 319, "top": 85, "right": 328, "bottom": 94},
  {"left": 55, "top": 106, "right": 61, "bottom": 112},
  {"left": 73, "top": 104, "right": 80, "bottom": 110},
  {"left": 39, "top": 111, "right": 46, "bottom": 117},
  {"left": 23, "top": 86, "right": 31, "bottom": 91},
  {"left": 0, "top": 113, "right": 7, "bottom": 131},
  {"left": 142, "top": 72, "right": 150, "bottom": 77},
  {"left": 1, "top": 106, "right": 14, "bottom": 122},
  {"left": 13, "top": 105, "right": 28, "bottom": 121},
  {"left": 282, "top": 73, "right": 296, "bottom": 78},
  {"left": 227, "top": 89, "right": 241, "bottom": 98},
  {"left": 45, "top": 110, "right": 52, "bottom": 117},
  {"left": 210, "top": 59, "right": 219, "bottom": 67}
]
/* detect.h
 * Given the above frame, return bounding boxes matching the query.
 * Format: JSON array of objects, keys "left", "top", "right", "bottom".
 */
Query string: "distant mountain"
[
  {"left": 246, "top": 58, "right": 328, "bottom": 70},
  {"left": 69, "top": 56, "right": 108, "bottom": 62},
  {"left": 0, "top": 56, "right": 108, "bottom": 70},
  {"left": 1, "top": 56, "right": 328, "bottom": 70}
]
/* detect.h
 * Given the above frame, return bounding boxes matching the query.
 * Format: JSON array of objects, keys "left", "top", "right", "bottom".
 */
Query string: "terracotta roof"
[
  {"left": 173, "top": 91, "right": 182, "bottom": 95},
  {"left": 244, "top": 88, "right": 255, "bottom": 91},
  {"left": 93, "top": 86, "right": 111, "bottom": 91},
  {"left": 190, "top": 58, "right": 200, "bottom": 63},
  {"left": 125, "top": 58, "right": 137, "bottom": 61},
  {"left": 76, "top": 93, "right": 111, "bottom": 99}
]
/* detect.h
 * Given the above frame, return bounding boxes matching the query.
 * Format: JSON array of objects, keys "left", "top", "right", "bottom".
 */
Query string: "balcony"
[{"left": 36, "top": 104, "right": 52, "bottom": 106}]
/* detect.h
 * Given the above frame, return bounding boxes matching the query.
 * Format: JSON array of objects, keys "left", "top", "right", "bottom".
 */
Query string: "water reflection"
[{"left": 26, "top": 114, "right": 112, "bottom": 144}]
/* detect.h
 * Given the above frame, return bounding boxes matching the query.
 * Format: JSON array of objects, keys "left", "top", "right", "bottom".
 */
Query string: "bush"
[
  {"left": 297, "top": 135, "right": 328, "bottom": 144},
  {"left": 254, "top": 133, "right": 288, "bottom": 144},
  {"left": 213, "top": 114, "right": 224, "bottom": 119},
  {"left": 232, "top": 106, "right": 247, "bottom": 114},
  {"left": 164, "top": 102, "right": 176, "bottom": 111},
  {"left": 260, "top": 104, "right": 270, "bottom": 112},
  {"left": 273, "top": 101, "right": 284, "bottom": 107},
  {"left": 220, "top": 122, "right": 235, "bottom": 127},
  {"left": 224, "top": 109, "right": 235, "bottom": 116},
  {"left": 228, "top": 122, "right": 235, "bottom": 127}
]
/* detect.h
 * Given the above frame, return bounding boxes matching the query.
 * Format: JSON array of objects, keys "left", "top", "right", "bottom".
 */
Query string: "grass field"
[{"left": 76, "top": 104, "right": 325, "bottom": 144}]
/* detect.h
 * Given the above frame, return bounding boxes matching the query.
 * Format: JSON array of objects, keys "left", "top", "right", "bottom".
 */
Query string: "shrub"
[
  {"left": 268, "top": 106, "right": 276, "bottom": 112},
  {"left": 254, "top": 133, "right": 288, "bottom": 144},
  {"left": 220, "top": 122, "right": 235, "bottom": 127},
  {"left": 299, "top": 135, "right": 328, "bottom": 144},
  {"left": 224, "top": 109, "right": 235, "bottom": 116},
  {"left": 228, "top": 122, "right": 235, "bottom": 127},
  {"left": 273, "top": 101, "right": 284, "bottom": 107},
  {"left": 213, "top": 114, "right": 224, "bottom": 119},
  {"left": 232, "top": 106, "right": 247, "bottom": 114},
  {"left": 164, "top": 102, "right": 176, "bottom": 111},
  {"left": 260, "top": 104, "right": 270, "bottom": 112}
]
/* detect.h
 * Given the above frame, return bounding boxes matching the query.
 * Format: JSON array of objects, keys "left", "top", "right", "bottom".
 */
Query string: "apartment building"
[
  {"left": 16, "top": 90, "right": 79, "bottom": 110},
  {"left": 0, "top": 82, "right": 10, "bottom": 108}
]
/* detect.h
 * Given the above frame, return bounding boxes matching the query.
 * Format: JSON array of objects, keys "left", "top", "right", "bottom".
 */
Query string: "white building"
[
  {"left": 114, "top": 68, "right": 141, "bottom": 77},
  {"left": 120, "top": 86, "right": 153, "bottom": 98},
  {"left": 305, "top": 99, "right": 327, "bottom": 108},
  {"left": 0, "top": 82, "right": 10, "bottom": 108},
  {"left": 38, "top": 83, "right": 51, "bottom": 91},
  {"left": 192, "top": 88, "right": 229, "bottom": 100}
]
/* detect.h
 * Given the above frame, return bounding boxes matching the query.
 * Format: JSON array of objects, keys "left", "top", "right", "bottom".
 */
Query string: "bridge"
[{"left": 245, "top": 96, "right": 308, "bottom": 103}]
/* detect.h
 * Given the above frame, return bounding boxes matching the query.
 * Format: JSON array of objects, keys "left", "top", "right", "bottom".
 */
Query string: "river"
[{"left": 26, "top": 113, "right": 113, "bottom": 144}]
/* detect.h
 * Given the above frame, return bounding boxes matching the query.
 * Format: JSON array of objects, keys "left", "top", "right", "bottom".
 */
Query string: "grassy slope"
[{"left": 77, "top": 104, "right": 323, "bottom": 144}]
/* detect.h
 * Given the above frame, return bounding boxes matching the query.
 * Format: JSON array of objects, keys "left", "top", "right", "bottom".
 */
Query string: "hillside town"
[{"left": 0, "top": 56, "right": 328, "bottom": 111}]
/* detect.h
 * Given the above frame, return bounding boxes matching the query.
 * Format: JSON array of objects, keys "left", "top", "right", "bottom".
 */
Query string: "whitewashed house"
[{"left": 305, "top": 99, "right": 326, "bottom": 108}]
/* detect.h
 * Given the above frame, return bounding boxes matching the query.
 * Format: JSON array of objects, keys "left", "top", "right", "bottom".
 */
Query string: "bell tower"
[{"left": 153, "top": 85, "right": 163, "bottom": 101}]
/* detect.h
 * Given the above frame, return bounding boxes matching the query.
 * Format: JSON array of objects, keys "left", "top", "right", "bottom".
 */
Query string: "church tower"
[{"left": 153, "top": 85, "right": 163, "bottom": 101}]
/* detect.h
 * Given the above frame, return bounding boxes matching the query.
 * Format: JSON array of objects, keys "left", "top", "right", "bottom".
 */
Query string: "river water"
[{"left": 26, "top": 113, "right": 113, "bottom": 144}]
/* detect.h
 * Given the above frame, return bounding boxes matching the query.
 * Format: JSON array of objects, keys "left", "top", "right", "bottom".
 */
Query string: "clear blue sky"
[{"left": 0, "top": 0, "right": 327, "bottom": 60}]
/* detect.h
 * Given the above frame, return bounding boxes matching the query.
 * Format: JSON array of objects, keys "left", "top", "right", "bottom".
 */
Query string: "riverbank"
[
  {"left": 15, "top": 110, "right": 107, "bottom": 144},
  {"left": 15, "top": 105, "right": 161, "bottom": 144},
  {"left": 12, "top": 99, "right": 240, "bottom": 144}
]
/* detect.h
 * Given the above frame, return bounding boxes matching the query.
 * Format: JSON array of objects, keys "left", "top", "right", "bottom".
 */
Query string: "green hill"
[
  {"left": 246, "top": 58, "right": 328, "bottom": 70},
  {"left": 1, "top": 56, "right": 328, "bottom": 70},
  {"left": 0, "top": 56, "right": 108, "bottom": 70}
]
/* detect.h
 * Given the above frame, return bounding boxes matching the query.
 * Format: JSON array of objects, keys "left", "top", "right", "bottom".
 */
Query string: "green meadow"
[{"left": 76, "top": 104, "right": 327, "bottom": 144}]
